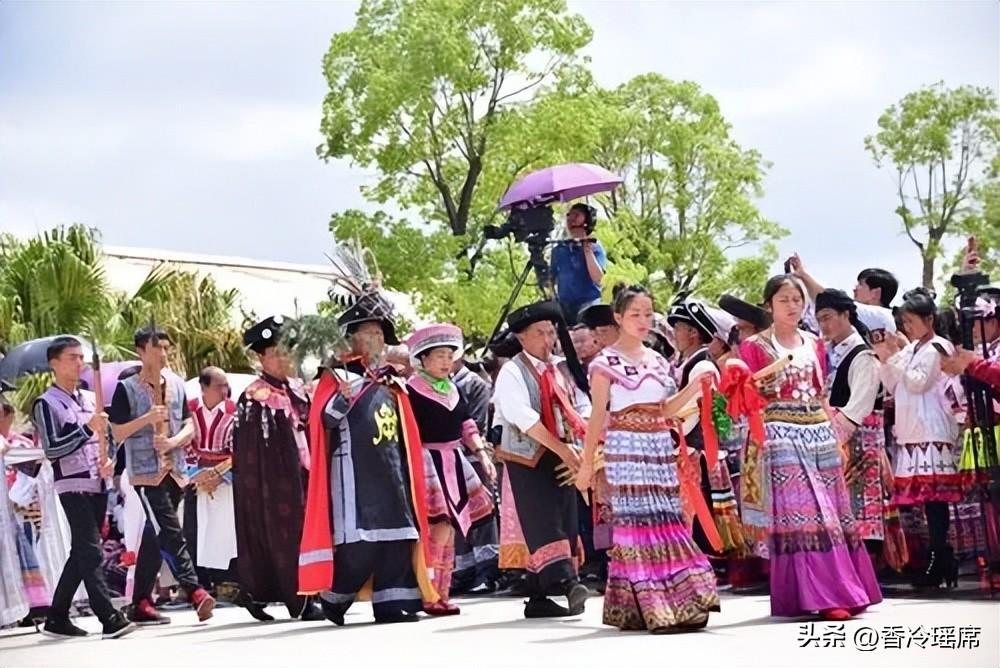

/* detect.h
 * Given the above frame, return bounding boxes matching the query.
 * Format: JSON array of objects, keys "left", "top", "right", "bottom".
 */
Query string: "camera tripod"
[
  {"left": 484, "top": 234, "right": 589, "bottom": 393},
  {"left": 952, "top": 271, "right": 1000, "bottom": 593}
]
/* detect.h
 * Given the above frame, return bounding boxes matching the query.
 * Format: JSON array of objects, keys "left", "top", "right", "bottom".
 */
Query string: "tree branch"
[{"left": 494, "top": 56, "right": 560, "bottom": 104}]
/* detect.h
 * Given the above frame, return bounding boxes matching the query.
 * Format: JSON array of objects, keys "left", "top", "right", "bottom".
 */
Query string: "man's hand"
[
  {"left": 195, "top": 471, "right": 222, "bottom": 496},
  {"left": 556, "top": 443, "right": 581, "bottom": 475},
  {"left": 961, "top": 236, "right": 980, "bottom": 272},
  {"left": 145, "top": 405, "right": 168, "bottom": 427},
  {"left": 787, "top": 253, "right": 804, "bottom": 276},
  {"left": 87, "top": 411, "right": 108, "bottom": 434},
  {"left": 153, "top": 434, "right": 174, "bottom": 454},
  {"left": 940, "top": 347, "right": 978, "bottom": 377},
  {"left": 99, "top": 460, "right": 115, "bottom": 479}
]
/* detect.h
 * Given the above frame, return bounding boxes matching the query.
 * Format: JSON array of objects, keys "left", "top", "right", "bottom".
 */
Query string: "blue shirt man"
[{"left": 550, "top": 203, "right": 607, "bottom": 322}]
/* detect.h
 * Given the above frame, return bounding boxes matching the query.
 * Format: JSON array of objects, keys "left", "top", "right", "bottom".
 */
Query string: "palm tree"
[
  {"left": 0, "top": 224, "right": 252, "bottom": 384},
  {"left": 0, "top": 225, "right": 113, "bottom": 347}
]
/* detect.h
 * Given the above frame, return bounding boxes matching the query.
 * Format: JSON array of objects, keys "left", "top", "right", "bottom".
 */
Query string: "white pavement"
[{"left": 1, "top": 594, "right": 997, "bottom": 668}]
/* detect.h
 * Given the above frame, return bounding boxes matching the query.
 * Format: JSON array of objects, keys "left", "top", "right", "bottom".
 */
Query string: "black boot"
[{"left": 235, "top": 590, "right": 274, "bottom": 622}]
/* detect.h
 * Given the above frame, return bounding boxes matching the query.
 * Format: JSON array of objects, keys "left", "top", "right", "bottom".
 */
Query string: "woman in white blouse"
[{"left": 874, "top": 288, "right": 962, "bottom": 588}]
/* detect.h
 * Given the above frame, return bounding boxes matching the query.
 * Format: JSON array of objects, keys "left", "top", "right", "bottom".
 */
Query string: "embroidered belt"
[{"left": 609, "top": 403, "right": 667, "bottom": 432}]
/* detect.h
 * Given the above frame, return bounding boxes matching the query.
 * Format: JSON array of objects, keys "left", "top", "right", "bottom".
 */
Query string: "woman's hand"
[
  {"left": 575, "top": 461, "right": 593, "bottom": 493},
  {"left": 477, "top": 449, "right": 497, "bottom": 483}
]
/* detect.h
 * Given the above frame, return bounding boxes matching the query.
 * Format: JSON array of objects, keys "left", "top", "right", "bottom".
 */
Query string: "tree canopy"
[
  {"left": 865, "top": 82, "right": 1000, "bottom": 289},
  {"left": 320, "top": 1, "right": 784, "bottom": 335}
]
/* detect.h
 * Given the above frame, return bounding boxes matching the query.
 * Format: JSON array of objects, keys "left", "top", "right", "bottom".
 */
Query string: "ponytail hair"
[{"left": 612, "top": 283, "right": 652, "bottom": 314}]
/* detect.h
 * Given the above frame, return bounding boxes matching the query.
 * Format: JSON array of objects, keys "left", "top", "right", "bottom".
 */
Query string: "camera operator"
[
  {"left": 550, "top": 204, "right": 606, "bottom": 324},
  {"left": 940, "top": 287, "right": 1000, "bottom": 388}
]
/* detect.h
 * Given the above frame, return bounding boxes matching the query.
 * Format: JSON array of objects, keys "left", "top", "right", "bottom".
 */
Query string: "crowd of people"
[{"left": 1, "top": 217, "right": 999, "bottom": 640}]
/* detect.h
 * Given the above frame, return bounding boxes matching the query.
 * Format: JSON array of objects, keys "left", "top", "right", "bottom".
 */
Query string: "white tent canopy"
[{"left": 101, "top": 245, "right": 424, "bottom": 328}]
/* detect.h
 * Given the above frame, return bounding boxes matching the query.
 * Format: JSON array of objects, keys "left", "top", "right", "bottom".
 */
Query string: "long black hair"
[{"left": 898, "top": 287, "right": 938, "bottom": 336}]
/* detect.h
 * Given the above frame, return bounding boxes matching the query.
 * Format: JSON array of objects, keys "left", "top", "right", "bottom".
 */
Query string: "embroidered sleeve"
[
  {"left": 32, "top": 400, "right": 93, "bottom": 460},
  {"left": 738, "top": 339, "right": 767, "bottom": 374}
]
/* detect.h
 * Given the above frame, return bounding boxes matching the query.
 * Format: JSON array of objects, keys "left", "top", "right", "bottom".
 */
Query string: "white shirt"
[
  {"left": 880, "top": 335, "right": 959, "bottom": 444},
  {"left": 492, "top": 352, "right": 591, "bottom": 433},
  {"left": 827, "top": 330, "right": 881, "bottom": 425}
]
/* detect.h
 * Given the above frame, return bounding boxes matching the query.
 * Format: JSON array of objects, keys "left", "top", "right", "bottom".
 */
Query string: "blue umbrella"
[{"left": 0, "top": 336, "right": 93, "bottom": 382}]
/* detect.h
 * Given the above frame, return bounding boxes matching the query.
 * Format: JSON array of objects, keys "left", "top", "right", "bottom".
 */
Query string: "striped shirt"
[{"left": 186, "top": 398, "right": 235, "bottom": 469}]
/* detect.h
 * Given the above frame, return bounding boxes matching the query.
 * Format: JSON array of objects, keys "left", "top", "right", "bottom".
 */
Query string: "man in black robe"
[
  {"left": 232, "top": 316, "right": 322, "bottom": 621},
  {"left": 300, "top": 288, "right": 438, "bottom": 625}
]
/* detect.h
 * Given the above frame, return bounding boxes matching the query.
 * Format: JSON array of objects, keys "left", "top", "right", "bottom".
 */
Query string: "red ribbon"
[
  {"left": 719, "top": 362, "right": 767, "bottom": 446},
  {"left": 699, "top": 376, "right": 719, "bottom": 468},
  {"left": 675, "top": 424, "right": 723, "bottom": 553},
  {"left": 540, "top": 364, "right": 588, "bottom": 440}
]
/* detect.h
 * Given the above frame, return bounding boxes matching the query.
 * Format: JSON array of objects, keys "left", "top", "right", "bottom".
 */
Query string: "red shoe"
[
  {"left": 190, "top": 588, "right": 216, "bottom": 622},
  {"left": 126, "top": 599, "right": 171, "bottom": 626},
  {"left": 848, "top": 605, "right": 868, "bottom": 616},
  {"left": 820, "top": 608, "right": 852, "bottom": 621},
  {"left": 423, "top": 601, "right": 461, "bottom": 616}
]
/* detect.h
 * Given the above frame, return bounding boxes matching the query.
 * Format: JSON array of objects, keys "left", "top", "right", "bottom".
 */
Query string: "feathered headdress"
[{"left": 326, "top": 238, "right": 400, "bottom": 345}]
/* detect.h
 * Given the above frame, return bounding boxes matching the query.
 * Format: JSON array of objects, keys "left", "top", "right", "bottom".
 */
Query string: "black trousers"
[
  {"left": 182, "top": 485, "right": 237, "bottom": 589},
  {"left": 506, "top": 452, "right": 580, "bottom": 596},
  {"left": 133, "top": 477, "right": 200, "bottom": 602},
  {"left": 323, "top": 540, "right": 422, "bottom": 618},
  {"left": 52, "top": 492, "right": 118, "bottom": 623}
]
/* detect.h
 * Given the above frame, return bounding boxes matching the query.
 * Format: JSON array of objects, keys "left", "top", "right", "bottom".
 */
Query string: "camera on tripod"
[{"left": 483, "top": 203, "right": 556, "bottom": 244}]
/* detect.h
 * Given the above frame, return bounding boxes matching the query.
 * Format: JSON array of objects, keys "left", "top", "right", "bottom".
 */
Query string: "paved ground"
[{"left": 1, "top": 593, "right": 997, "bottom": 668}]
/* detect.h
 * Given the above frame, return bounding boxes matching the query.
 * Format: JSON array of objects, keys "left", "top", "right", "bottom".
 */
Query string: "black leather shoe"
[
  {"left": 524, "top": 597, "right": 570, "bottom": 618},
  {"left": 299, "top": 599, "right": 326, "bottom": 622},
  {"left": 235, "top": 591, "right": 274, "bottom": 622},
  {"left": 319, "top": 597, "right": 347, "bottom": 626},
  {"left": 566, "top": 584, "right": 589, "bottom": 615},
  {"left": 374, "top": 611, "right": 420, "bottom": 624}
]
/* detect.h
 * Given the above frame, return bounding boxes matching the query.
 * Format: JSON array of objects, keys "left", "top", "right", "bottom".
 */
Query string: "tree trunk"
[{"left": 921, "top": 252, "right": 935, "bottom": 290}]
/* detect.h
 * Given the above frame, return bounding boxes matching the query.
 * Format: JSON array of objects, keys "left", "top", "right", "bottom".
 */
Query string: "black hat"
[
  {"left": 337, "top": 292, "right": 399, "bottom": 345},
  {"left": 719, "top": 294, "right": 772, "bottom": 331},
  {"left": 507, "top": 300, "right": 565, "bottom": 334},
  {"left": 487, "top": 329, "right": 522, "bottom": 358},
  {"left": 243, "top": 315, "right": 297, "bottom": 354},
  {"left": 667, "top": 295, "right": 715, "bottom": 340},
  {"left": 815, "top": 288, "right": 856, "bottom": 315},
  {"left": 579, "top": 303, "right": 616, "bottom": 329},
  {"left": 978, "top": 285, "right": 1000, "bottom": 302}
]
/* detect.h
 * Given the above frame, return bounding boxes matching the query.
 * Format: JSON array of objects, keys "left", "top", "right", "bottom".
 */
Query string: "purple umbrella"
[
  {"left": 81, "top": 361, "right": 140, "bottom": 406},
  {"left": 499, "top": 163, "right": 623, "bottom": 210}
]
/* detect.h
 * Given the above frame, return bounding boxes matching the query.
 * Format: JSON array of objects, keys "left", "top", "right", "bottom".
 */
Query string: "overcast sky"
[{"left": 1, "top": 1, "right": 997, "bottom": 299}]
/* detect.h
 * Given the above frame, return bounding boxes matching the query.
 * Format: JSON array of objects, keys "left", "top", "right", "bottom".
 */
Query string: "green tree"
[
  {"left": 0, "top": 225, "right": 113, "bottom": 346},
  {"left": 318, "top": 0, "right": 591, "bottom": 245},
  {"left": 865, "top": 82, "right": 1000, "bottom": 289},
  {"left": 584, "top": 75, "right": 784, "bottom": 307}
]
